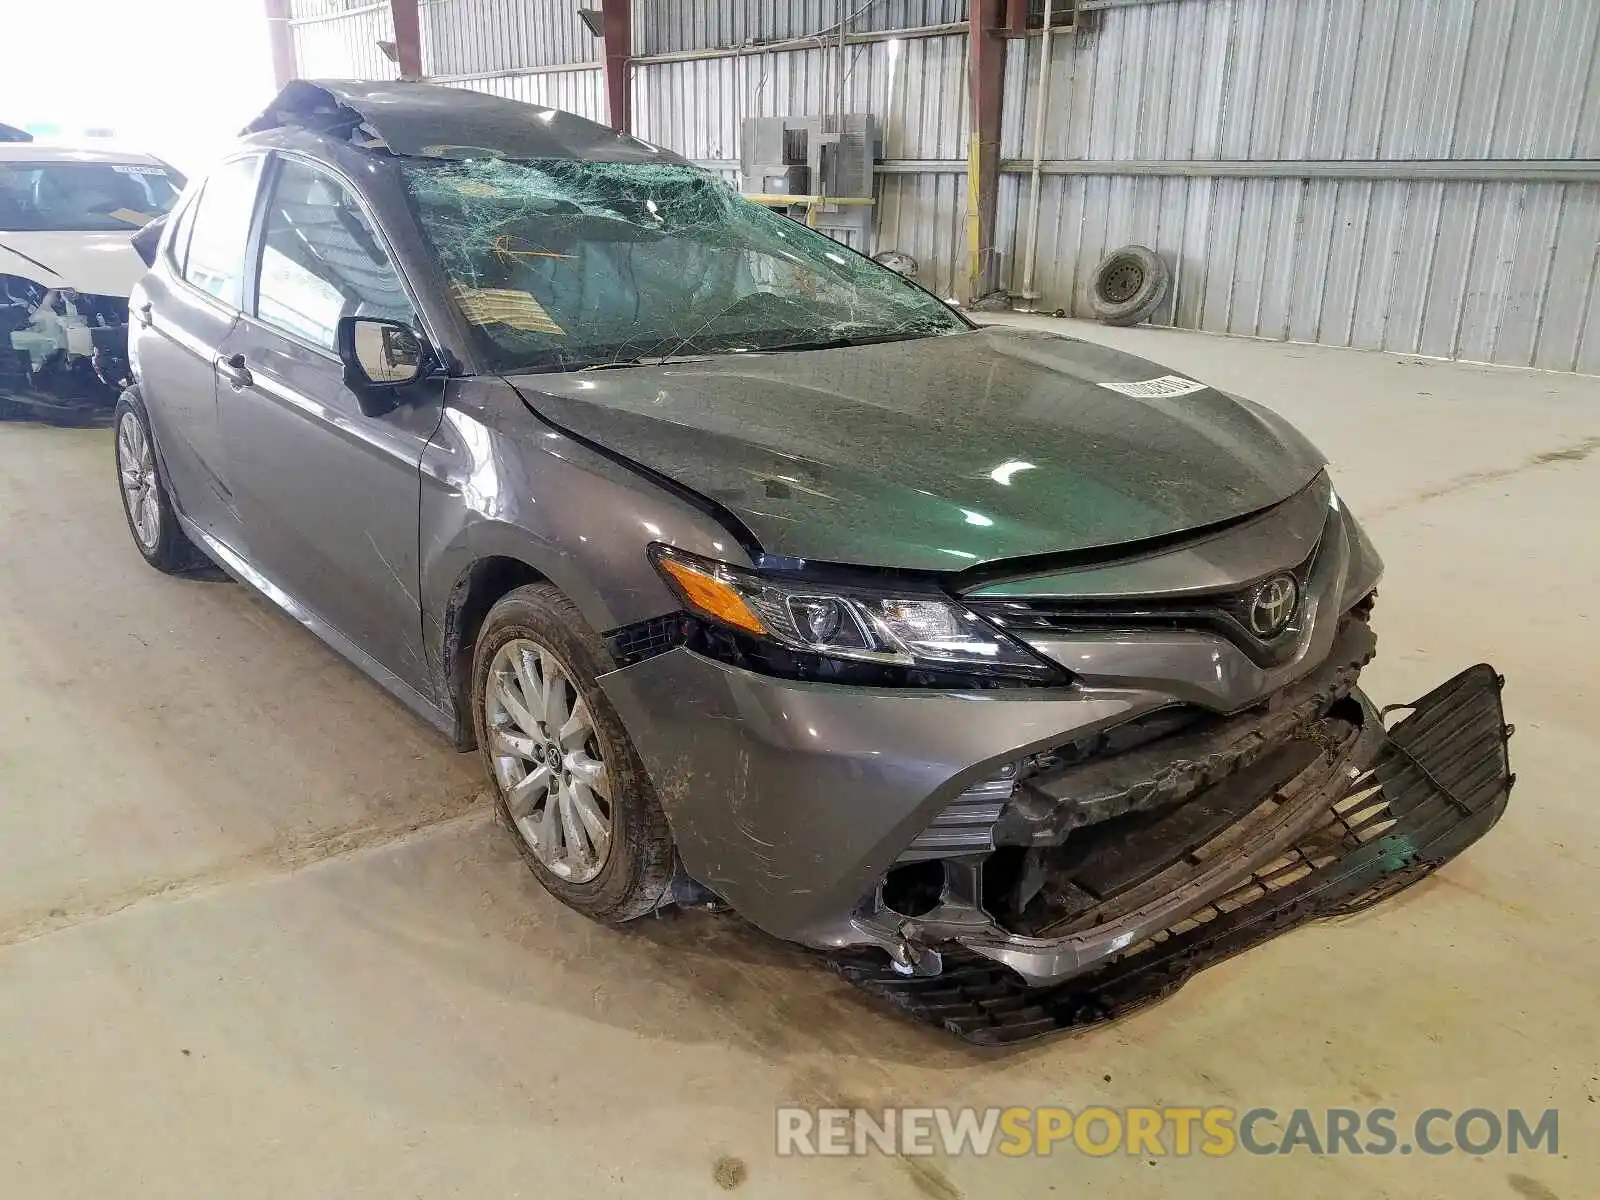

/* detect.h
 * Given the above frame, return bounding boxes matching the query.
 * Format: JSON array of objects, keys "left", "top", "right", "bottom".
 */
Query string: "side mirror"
[
  {"left": 337, "top": 315, "right": 431, "bottom": 417},
  {"left": 131, "top": 213, "right": 166, "bottom": 268}
]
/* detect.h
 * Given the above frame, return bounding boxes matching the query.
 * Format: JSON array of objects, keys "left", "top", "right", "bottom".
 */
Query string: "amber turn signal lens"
[{"left": 657, "top": 555, "right": 768, "bottom": 635}]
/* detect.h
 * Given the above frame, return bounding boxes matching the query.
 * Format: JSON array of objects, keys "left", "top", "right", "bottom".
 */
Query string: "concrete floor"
[{"left": 0, "top": 322, "right": 1595, "bottom": 1199}]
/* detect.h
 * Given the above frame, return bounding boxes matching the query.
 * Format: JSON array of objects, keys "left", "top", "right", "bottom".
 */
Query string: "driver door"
[{"left": 216, "top": 154, "right": 441, "bottom": 701}]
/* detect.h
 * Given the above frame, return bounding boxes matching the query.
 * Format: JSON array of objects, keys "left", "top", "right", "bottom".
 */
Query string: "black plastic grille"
[
  {"left": 828, "top": 665, "right": 1513, "bottom": 1045},
  {"left": 603, "top": 613, "right": 689, "bottom": 667}
]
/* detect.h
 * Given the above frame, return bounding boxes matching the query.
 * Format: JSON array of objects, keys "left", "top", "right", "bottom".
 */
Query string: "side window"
[
  {"left": 254, "top": 159, "right": 415, "bottom": 352},
  {"left": 182, "top": 156, "right": 262, "bottom": 309},
  {"left": 164, "top": 187, "right": 202, "bottom": 275}
]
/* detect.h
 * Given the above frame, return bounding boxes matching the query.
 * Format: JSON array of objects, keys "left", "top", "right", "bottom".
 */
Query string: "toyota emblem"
[{"left": 1248, "top": 575, "right": 1299, "bottom": 637}]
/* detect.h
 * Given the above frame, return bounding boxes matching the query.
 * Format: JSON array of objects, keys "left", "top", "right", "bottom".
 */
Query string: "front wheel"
[
  {"left": 113, "top": 388, "right": 201, "bottom": 573},
  {"left": 471, "top": 582, "right": 676, "bottom": 922}
]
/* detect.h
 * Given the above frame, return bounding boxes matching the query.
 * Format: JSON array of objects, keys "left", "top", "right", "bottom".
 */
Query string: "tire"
[
  {"left": 471, "top": 582, "right": 675, "bottom": 923},
  {"left": 113, "top": 387, "right": 203, "bottom": 573},
  {"left": 1089, "top": 245, "right": 1171, "bottom": 327}
]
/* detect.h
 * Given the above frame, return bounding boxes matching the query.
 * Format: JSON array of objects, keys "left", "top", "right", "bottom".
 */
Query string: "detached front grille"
[
  {"left": 1121, "top": 762, "right": 1399, "bottom": 955},
  {"left": 828, "top": 665, "right": 1513, "bottom": 1045}
]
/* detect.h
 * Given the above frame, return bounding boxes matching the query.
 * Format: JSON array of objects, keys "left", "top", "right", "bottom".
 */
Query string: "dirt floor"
[{"left": 0, "top": 320, "right": 1595, "bottom": 1198}]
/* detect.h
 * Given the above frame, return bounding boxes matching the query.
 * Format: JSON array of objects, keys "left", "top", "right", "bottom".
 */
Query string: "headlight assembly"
[{"left": 649, "top": 545, "right": 1067, "bottom": 685}]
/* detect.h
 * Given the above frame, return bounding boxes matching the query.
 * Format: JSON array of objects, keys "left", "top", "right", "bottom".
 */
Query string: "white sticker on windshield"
[
  {"left": 111, "top": 164, "right": 168, "bottom": 176},
  {"left": 1098, "top": 375, "right": 1207, "bottom": 398}
]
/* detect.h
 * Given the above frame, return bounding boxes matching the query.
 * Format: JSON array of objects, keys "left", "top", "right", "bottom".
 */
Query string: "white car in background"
[{"left": 0, "top": 134, "right": 183, "bottom": 419}]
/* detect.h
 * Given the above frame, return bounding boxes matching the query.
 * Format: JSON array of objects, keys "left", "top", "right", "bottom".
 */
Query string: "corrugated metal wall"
[
  {"left": 634, "top": 37, "right": 969, "bottom": 160},
  {"left": 419, "top": 0, "right": 593, "bottom": 75},
  {"left": 288, "top": 0, "right": 400, "bottom": 79},
  {"left": 631, "top": 30, "right": 971, "bottom": 292},
  {"left": 290, "top": 0, "right": 605, "bottom": 120},
  {"left": 281, "top": 0, "right": 1599, "bottom": 371},
  {"left": 634, "top": 0, "right": 967, "bottom": 55},
  {"left": 418, "top": 0, "right": 604, "bottom": 120},
  {"left": 1004, "top": 0, "right": 1600, "bottom": 372}
]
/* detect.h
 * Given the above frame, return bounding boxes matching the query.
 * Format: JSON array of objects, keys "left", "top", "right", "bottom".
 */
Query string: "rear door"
[
  {"left": 215, "top": 153, "right": 441, "bottom": 697},
  {"left": 133, "top": 154, "right": 262, "bottom": 547}
]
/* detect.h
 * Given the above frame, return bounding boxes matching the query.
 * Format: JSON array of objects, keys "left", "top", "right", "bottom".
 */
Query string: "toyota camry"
[{"left": 115, "top": 81, "right": 1513, "bottom": 1042}]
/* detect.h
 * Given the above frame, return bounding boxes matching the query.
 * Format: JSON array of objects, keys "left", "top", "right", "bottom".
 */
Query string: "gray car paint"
[
  {"left": 243, "top": 79, "right": 685, "bottom": 166},
  {"left": 415, "top": 379, "right": 752, "bottom": 737},
  {"left": 128, "top": 81, "right": 1394, "bottom": 983},
  {"left": 1017, "top": 501, "right": 1355, "bottom": 713},
  {"left": 515, "top": 329, "right": 1329, "bottom": 572},
  {"left": 131, "top": 159, "right": 262, "bottom": 549},
  {"left": 962, "top": 471, "right": 1334, "bottom": 599},
  {"left": 600, "top": 493, "right": 1377, "bottom": 944},
  {"left": 598, "top": 648, "right": 1162, "bottom": 944},
  {"left": 132, "top": 123, "right": 733, "bottom": 732}
]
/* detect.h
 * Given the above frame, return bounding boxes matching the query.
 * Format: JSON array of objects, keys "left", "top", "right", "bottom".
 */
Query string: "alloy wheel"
[
  {"left": 484, "top": 637, "right": 613, "bottom": 882},
  {"left": 117, "top": 411, "right": 160, "bottom": 550}
]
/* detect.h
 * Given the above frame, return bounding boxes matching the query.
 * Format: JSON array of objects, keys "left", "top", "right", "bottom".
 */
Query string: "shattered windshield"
[
  {"left": 401, "top": 159, "right": 965, "bottom": 372},
  {"left": 0, "top": 161, "right": 181, "bottom": 232}
]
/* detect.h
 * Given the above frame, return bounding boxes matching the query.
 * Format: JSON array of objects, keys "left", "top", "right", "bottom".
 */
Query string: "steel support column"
[
  {"left": 390, "top": 0, "right": 423, "bottom": 80},
  {"left": 601, "top": 0, "right": 633, "bottom": 133},
  {"left": 264, "top": 0, "right": 296, "bottom": 89},
  {"left": 966, "top": 0, "right": 1008, "bottom": 301}
]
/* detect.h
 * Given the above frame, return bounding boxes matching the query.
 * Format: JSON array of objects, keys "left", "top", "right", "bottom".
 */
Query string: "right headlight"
[{"left": 648, "top": 544, "right": 1067, "bottom": 684}]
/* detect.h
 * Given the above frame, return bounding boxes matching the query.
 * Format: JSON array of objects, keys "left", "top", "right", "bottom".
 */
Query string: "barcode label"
[
  {"left": 111, "top": 164, "right": 168, "bottom": 176},
  {"left": 1098, "top": 375, "right": 1207, "bottom": 398}
]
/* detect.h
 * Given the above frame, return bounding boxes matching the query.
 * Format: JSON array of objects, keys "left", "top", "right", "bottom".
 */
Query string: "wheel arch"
[
  {"left": 440, "top": 553, "right": 550, "bottom": 749},
  {"left": 426, "top": 518, "right": 672, "bottom": 750}
]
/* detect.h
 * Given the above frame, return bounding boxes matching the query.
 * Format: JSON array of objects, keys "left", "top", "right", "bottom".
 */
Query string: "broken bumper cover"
[
  {"left": 829, "top": 664, "right": 1514, "bottom": 1044},
  {"left": 599, "top": 645, "right": 1162, "bottom": 946},
  {"left": 601, "top": 640, "right": 1511, "bottom": 1043}
]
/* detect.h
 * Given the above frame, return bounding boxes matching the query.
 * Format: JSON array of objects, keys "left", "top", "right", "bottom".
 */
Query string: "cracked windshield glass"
[{"left": 402, "top": 159, "right": 965, "bottom": 372}]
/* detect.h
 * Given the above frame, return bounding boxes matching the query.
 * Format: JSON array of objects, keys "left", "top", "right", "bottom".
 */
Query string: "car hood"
[
  {"left": 0, "top": 230, "right": 147, "bottom": 296},
  {"left": 508, "top": 326, "right": 1327, "bottom": 572}
]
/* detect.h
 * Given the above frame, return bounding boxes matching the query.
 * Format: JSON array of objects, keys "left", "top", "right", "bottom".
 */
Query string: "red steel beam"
[
  {"left": 966, "top": 0, "right": 1007, "bottom": 300},
  {"left": 600, "top": 0, "right": 633, "bottom": 132},
  {"left": 264, "top": 0, "right": 296, "bottom": 89},
  {"left": 391, "top": 0, "right": 423, "bottom": 80}
]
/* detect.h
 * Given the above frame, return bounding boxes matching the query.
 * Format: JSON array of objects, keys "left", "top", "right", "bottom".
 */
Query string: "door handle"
[
  {"left": 216, "top": 352, "right": 253, "bottom": 389},
  {"left": 135, "top": 302, "right": 153, "bottom": 328}
]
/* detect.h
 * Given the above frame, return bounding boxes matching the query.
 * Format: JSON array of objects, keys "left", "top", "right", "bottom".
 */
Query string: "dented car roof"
[{"left": 242, "top": 79, "right": 686, "bottom": 165}]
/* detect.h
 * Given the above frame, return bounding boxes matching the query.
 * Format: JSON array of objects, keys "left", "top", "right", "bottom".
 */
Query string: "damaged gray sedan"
[{"left": 117, "top": 82, "right": 1513, "bottom": 1042}]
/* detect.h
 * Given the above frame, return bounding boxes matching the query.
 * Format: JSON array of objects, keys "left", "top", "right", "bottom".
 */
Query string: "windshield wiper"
[
  {"left": 752, "top": 330, "right": 943, "bottom": 354},
  {"left": 575, "top": 353, "right": 716, "bottom": 372},
  {"left": 538, "top": 329, "right": 947, "bottom": 373}
]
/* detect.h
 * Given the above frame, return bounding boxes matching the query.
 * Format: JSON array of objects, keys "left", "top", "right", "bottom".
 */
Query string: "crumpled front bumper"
[
  {"left": 601, "top": 643, "right": 1512, "bottom": 1043},
  {"left": 831, "top": 664, "right": 1513, "bottom": 1043},
  {"left": 599, "top": 646, "right": 1157, "bottom": 946}
]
